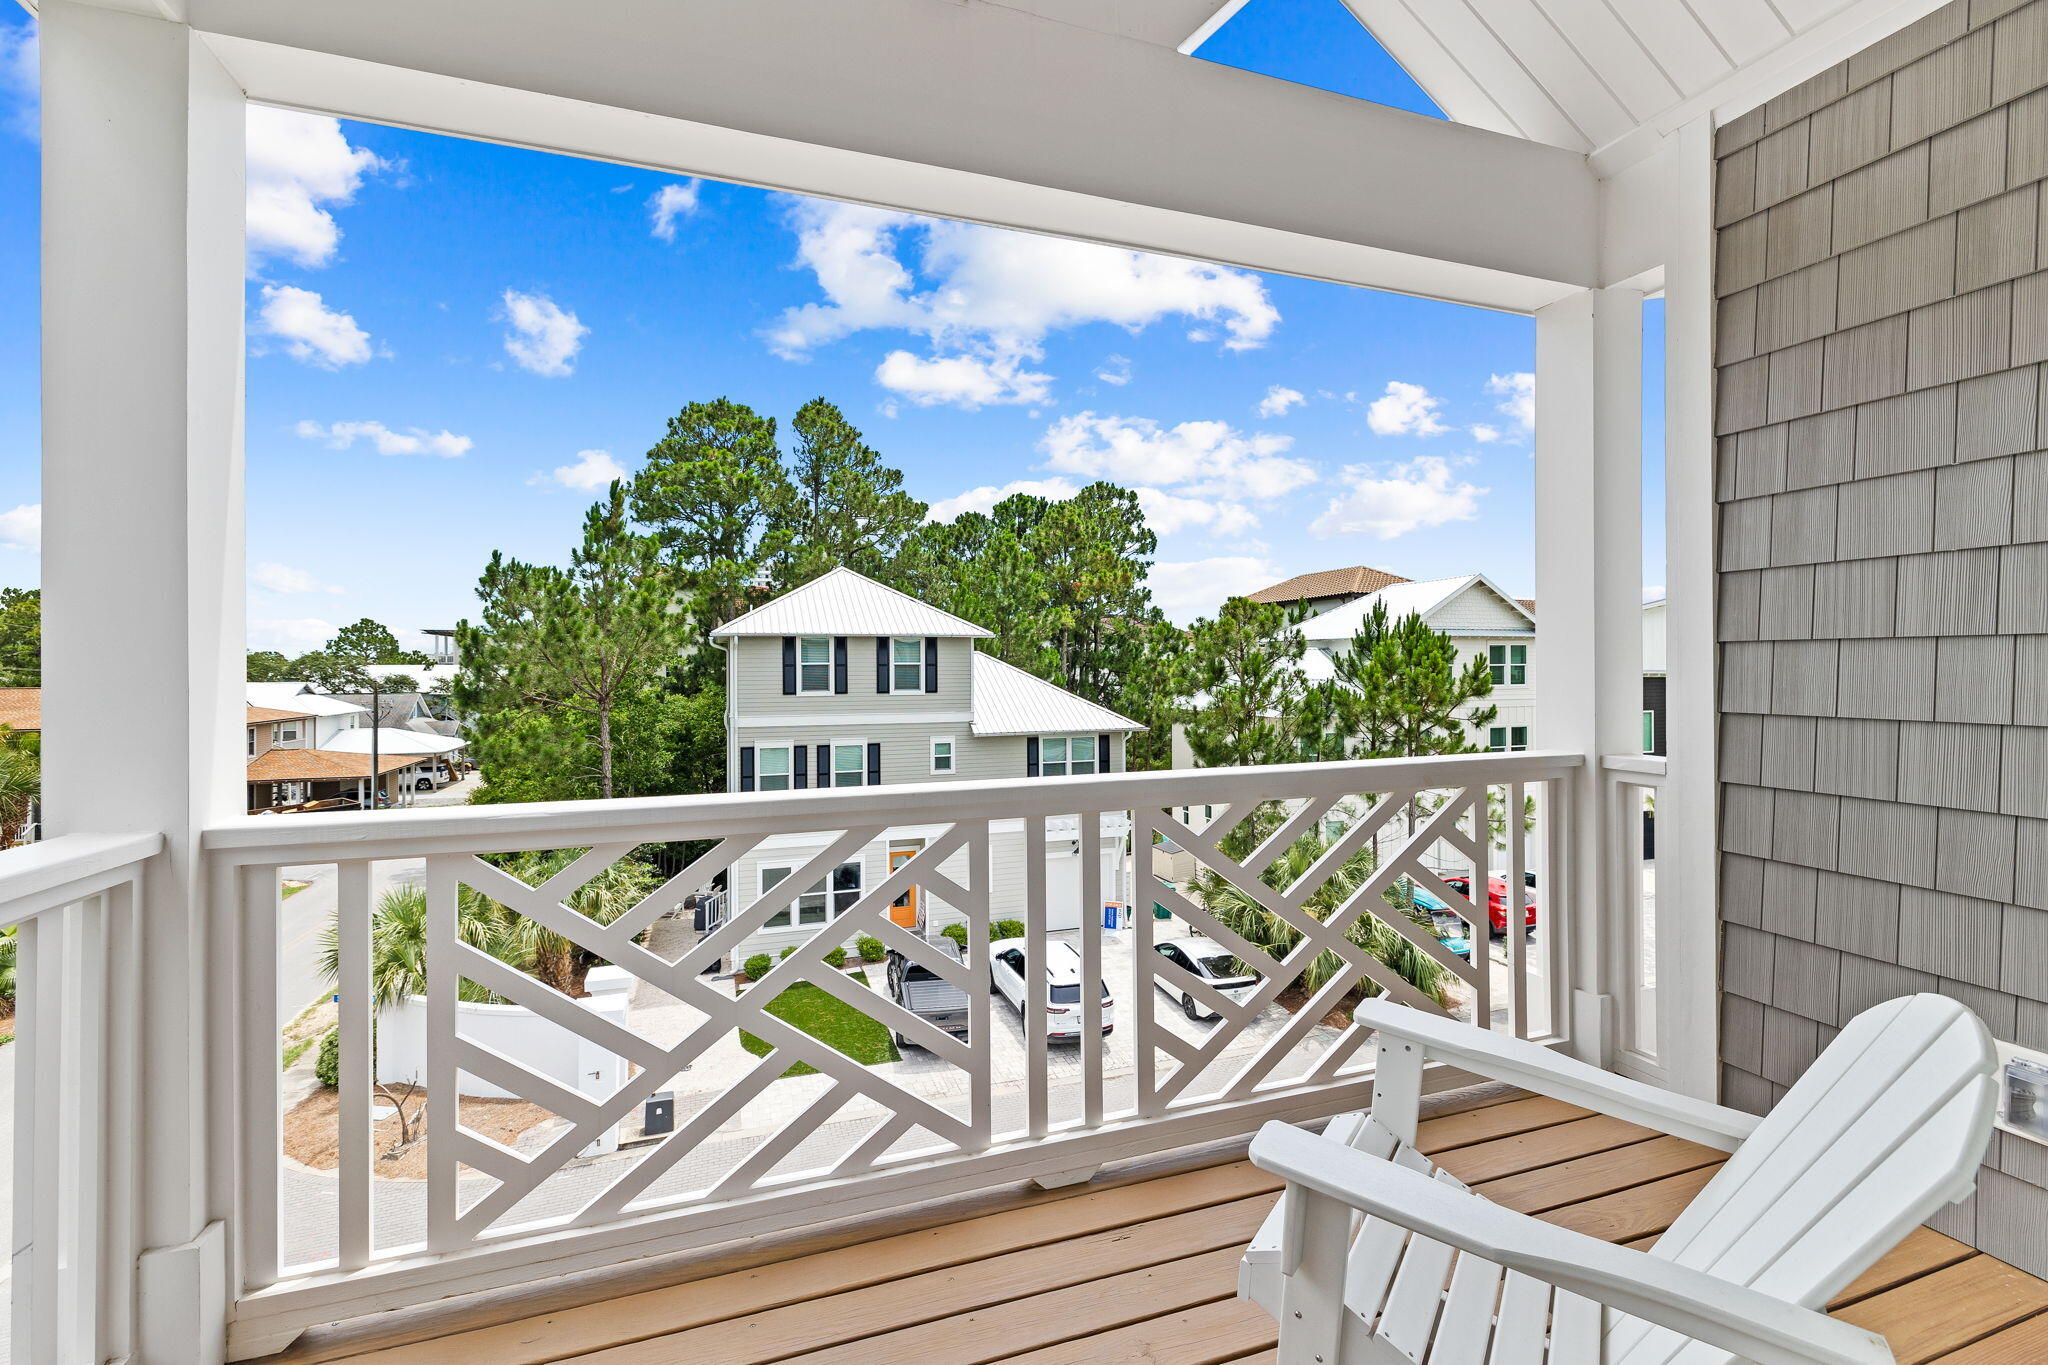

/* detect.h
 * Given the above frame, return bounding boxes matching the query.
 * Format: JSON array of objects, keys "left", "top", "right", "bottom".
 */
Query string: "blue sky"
[{"left": 0, "top": 0, "right": 1659, "bottom": 655}]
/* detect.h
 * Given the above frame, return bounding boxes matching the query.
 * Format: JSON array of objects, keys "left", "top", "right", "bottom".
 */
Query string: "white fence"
[
  {"left": 192, "top": 751, "right": 1580, "bottom": 1354},
  {"left": 2, "top": 831, "right": 160, "bottom": 1365}
]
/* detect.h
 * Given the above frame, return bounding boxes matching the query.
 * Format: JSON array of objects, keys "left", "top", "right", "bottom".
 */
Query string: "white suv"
[
  {"left": 988, "top": 938, "right": 1114, "bottom": 1041},
  {"left": 1151, "top": 936, "right": 1258, "bottom": 1021}
]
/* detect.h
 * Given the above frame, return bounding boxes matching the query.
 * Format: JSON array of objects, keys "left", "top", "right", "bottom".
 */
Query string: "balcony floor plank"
[{"left": 257, "top": 1090, "right": 2048, "bottom": 1365}]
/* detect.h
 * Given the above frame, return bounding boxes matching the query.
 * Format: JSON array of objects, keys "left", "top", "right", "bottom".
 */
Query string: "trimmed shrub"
[
  {"left": 940, "top": 923, "right": 969, "bottom": 948},
  {"left": 742, "top": 952, "right": 773, "bottom": 982},
  {"left": 780, "top": 945, "right": 797, "bottom": 960},
  {"left": 857, "top": 935, "right": 886, "bottom": 963},
  {"left": 990, "top": 919, "right": 1026, "bottom": 941},
  {"left": 824, "top": 946, "right": 848, "bottom": 969},
  {"left": 314, "top": 1027, "right": 341, "bottom": 1089}
]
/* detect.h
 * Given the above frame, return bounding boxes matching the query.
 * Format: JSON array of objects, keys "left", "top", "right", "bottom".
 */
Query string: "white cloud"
[
  {"left": 295, "top": 419, "right": 471, "bottom": 458},
  {"left": 0, "top": 503, "right": 38, "bottom": 551},
  {"left": 1134, "top": 488, "right": 1257, "bottom": 537},
  {"left": 1096, "top": 355, "right": 1132, "bottom": 386},
  {"left": 764, "top": 199, "right": 1278, "bottom": 400},
  {"left": 249, "top": 617, "right": 339, "bottom": 654},
  {"left": 927, "top": 477, "right": 1081, "bottom": 522},
  {"left": 258, "top": 286, "right": 372, "bottom": 368},
  {"left": 1366, "top": 381, "right": 1449, "bottom": 437},
  {"left": 1040, "top": 412, "right": 1315, "bottom": 502},
  {"left": 1257, "top": 385, "right": 1305, "bottom": 418},
  {"left": 1310, "top": 456, "right": 1485, "bottom": 540},
  {"left": 647, "top": 181, "right": 700, "bottom": 242},
  {"left": 874, "top": 350, "right": 1051, "bottom": 409},
  {"left": 252, "top": 562, "right": 344, "bottom": 595},
  {"left": 535, "top": 448, "right": 628, "bottom": 491},
  {"left": 499, "top": 290, "right": 589, "bottom": 376},
  {"left": 245, "top": 106, "right": 382, "bottom": 269},
  {"left": 1470, "top": 423, "right": 1502, "bottom": 443},
  {"left": 0, "top": 22, "right": 36, "bottom": 139},
  {"left": 1150, "top": 557, "right": 1280, "bottom": 623},
  {"left": 1487, "top": 371, "right": 1535, "bottom": 433}
]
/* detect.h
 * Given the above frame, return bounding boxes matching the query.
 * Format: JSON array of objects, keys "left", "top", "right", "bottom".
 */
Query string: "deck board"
[{"left": 265, "top": 1092, "right": 2048, "bottom": 1364}]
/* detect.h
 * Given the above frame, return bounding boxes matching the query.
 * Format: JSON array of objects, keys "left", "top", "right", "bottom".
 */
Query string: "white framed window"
[
  {"left": 1642, "top": 711, "right": 1656, "bottom": 753},
  {"left": 891, "top": 636, "right": 926, "bottom": 693},
  {"left": 760, "top": 860, "right": 864, "bottom": 927},
  {"left": 277, "top": 722, "right": 299, "bottom": 744},
  {"left": 1488, "top": 725, "right": 1530, "bottom": 752},
  {"left": 1488, "top": 643, "right": 1528, "bottom": 686},
  {"left": 1039, "top": 734, "right": 1099, "bottom": 777},
  {"left": 930, "top": 736, "right": 955, "bottom": 773},
  {"left": 246, "top": 728, "right": 256, "bottom": 757},
  {"left": 831, "top": 741, "right": 867, "bottom": 788},
  {"left": 797, "top": 636, "right": 833, "bottom": 693},
  {"left": 757, "top": 745, "right": 792, "bottom": 791}
]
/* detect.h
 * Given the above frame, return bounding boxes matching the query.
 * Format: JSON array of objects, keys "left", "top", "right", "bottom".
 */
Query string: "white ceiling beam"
[{"left": 183, "top": 0, "right": 1596, "bottom": 311}]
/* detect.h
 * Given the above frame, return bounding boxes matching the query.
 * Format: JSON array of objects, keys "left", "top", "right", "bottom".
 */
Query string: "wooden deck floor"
[{"left": 260, "top": 1090, "right": 2048, "bottom": 1365}]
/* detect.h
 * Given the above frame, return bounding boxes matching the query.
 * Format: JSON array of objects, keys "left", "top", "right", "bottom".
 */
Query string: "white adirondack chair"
[{"left": 1242, "top": 993, "right": 1998, "bottom": 1365}]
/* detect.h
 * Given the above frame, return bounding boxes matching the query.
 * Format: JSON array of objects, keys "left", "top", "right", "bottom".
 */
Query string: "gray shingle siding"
[{"left": 1719, "top": 0, "right": 2048, "bottom": 1263}]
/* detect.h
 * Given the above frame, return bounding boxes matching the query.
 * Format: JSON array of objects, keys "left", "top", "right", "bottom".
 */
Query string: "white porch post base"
[
  {"left": 137, "top": 1222, "right": 228, "bottom": 1365},
  {"left": 1572, "top": 989, "right": 1617, "bottom": 1072}
]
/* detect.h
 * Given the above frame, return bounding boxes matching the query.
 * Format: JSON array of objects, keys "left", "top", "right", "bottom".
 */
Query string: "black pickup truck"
[{"left": 884, "top": 938, "right": 972, "bottom": 1049}]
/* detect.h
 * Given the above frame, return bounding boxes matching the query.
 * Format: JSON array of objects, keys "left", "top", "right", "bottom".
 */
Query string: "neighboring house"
[
  {"left": 244, "top": 697, "right": 433, "bottom": 811},
  {"left": 0, "top": 686, "right": 40, "bottom": 736},
  {"left": 1294, "top": 573, "right": 1539, "bottom": 753},
  {"left": 246, "top": 681, "right": 369, "bottom": 747},
  {"left": 1246, "top": 563, "right": 1410, "bottom": 615},
  {"left": 1641, "top": 596, "right": 1666, "bottom": 757},
  {"left": 709, "top": 567, "right": 1142, "bottom": 963}
]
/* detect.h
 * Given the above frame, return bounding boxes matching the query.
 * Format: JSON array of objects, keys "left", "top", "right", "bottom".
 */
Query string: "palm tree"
[
  {"left": 321, "top": 882, "right": 512, "bottom": 1010},
  {"left": 0, "top": 725, "right": 39, "bottom": 848},
  {"left": 473, "top": 850, "right": 658, "bottom": 994}
]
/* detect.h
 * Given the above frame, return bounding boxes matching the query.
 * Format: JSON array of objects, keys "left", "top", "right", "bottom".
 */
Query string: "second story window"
[
  {"left": 1488, "top": 725, "right": 1529, "bottom": 752},
  {"left": 1038, "top": 734, "right": 1099, "bottom": 777},
  {"left": 1489, "top": 643, "right": 1528, "bottom": 686},
  {"left": 931, "top": 737, "right": 954, "bottom": 773},
  {"left": 890, "top": 637, "right": 925, "bottom": 692},
  {"left": 278, "top": 722, "right": 299, "bottom": 745},
  {"left": 797, "top": 636, "right": 833, "bottom": 693}
]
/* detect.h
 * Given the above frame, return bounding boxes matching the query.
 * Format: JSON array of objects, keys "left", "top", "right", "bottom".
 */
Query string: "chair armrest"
[
  {"left": 1250, "top": 1122, "right": 1894, "bottom": 1365},
  {"left": 1356, "top": 1000, "right": 1759, "bottom": 1152}
]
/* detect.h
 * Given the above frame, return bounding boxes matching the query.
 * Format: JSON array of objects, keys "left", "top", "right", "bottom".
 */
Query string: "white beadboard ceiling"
[{"left": 998, "top": 0, "right": 1955, "bottom": 160}]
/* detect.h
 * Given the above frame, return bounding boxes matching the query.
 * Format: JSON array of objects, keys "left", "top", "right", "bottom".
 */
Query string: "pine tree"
[
  {"left": 1330, "top": 600, "right": 1497, "bottom": 760},
  {"left": 772, "top": 398, "right": 926, "bottom": 585},
  {"left": 1177, "top": 597, "right": 1308, "bottom": 769},
  {"left": 454, "top": 484, "right": 691, "bottom": 801},
  {"left": 628, "top": 398, "right": 791, "bottom": 630}
]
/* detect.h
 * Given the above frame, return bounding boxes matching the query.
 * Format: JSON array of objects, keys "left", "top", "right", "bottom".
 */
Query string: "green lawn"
[{"left": 739, "top": 970, "right": 900, "bottom": 1077}]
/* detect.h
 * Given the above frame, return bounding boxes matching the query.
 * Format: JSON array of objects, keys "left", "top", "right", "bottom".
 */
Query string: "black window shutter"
[
  {"left": 867, "top": 741, "right": 882, "bottom": 786},
  {"left": 834, "top": 636, "right": 849, "bottom": 694},
  {"left": 781, "top": 637, "right": 797, "bottom": 694},
  {"left": 924, "top": 637, "right": 938, "bottom": 692},
  {"left": 793, "top": 746, "right": 808, "bottom": 789},
  {"left": 876, "top": 637, "right": 890, "bottom": 693},
  {"left": 739, "top": 746, "right": 756, "bottom": 792},
  {"left": 1026, "top": 736, "right": 1040, "bottom": 777},
  {"left": 1097, "top": 733, "right": 1111, "bottom": 772},
  {"left": 816, "top": 744, "right": 830, "bottom": 786}
]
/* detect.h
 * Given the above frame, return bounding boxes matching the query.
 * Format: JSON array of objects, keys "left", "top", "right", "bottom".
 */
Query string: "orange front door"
[{"left": 888, "top": 849, "right": 920, "bottom": 928}]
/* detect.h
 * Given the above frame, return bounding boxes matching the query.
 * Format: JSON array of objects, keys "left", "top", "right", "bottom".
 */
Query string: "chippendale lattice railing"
[{"left": 203, "top": 751, "right": 1580, "bottom": 1355}]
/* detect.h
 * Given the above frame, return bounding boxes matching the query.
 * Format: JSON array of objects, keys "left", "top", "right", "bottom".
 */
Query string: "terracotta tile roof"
[
  {"left": 246, "top": 748, "right": 422, "bottom": 782},
  {"left": 1245, "top": 565, "right": 1410, "bottom": 605},
  {"left": 0, "top": 687, "right": 39, "bottom": 732},
  {"left": 247, "top": 704, "right": 316, "bottom": 725},
  {"left": 1518, "top": 599, "right": 1536, "bottom": 613}
]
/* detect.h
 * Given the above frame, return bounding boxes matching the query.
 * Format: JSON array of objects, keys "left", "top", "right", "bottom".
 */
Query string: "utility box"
[{"left": 644, "top": 1091, "right": 676, "bottom": 1137}]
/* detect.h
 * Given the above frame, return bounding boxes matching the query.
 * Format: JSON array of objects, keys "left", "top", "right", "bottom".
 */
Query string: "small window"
[
  {"left": 1488, "top": 726, "right": 1531, "bottom": 753},
  {"left": 797, "top": 636, "right": 832, "bottom": 693},
  {"left": 278, "top": 722, "right": 299, "bottom": 744},
  {"left": 757, "top": 745, "right": 792, "bottom": 792},
  {"left": 1038, "top": 733, "right": 1097, "bottom": 777},
  {"left": 832, "top": 742, "right": 866, "bottom": 788},
  {"left": 891, "top": 637, "right": 925, "bottom": 693},
  {"left": 761, "top": 860, "right": 864, "bottom": 928},
  {"left": 931, "top": 736, "right": 954, "bottom": 773},
  {"left": 1489, "top": 643, "right": 1529, "bottom": 686},
  {"left": 246, "top": 729, "right": 256, "bottom": 757},
  {"left": 1642, "top": 710, "right": 1656, "bottom": 753}
]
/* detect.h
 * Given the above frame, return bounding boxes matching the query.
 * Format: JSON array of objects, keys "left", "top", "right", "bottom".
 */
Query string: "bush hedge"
[
  {"left": 314, "top": 1027, "right": 341, "bottom": 1089},
  {"left": 742, "top": 952, "right": 773, "bottom": 982},
  {"left": 857, "top": 935, "right": 886, "bottom": 963},
  {"left": 940, "top": 923, "right": 969, "bottom": 948},
  {"left": 824, "top": 946, "right": 848, "bottom": 969},
  {"left": 990, "top": 919, "right": 1026, "bottom": 941}
]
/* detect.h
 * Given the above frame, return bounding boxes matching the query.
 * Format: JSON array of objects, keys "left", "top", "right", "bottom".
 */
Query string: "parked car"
[
  {"left": 410, "top": 764, "right": 451, "bottom": 792},
  {"left": 1150, "top": 937, "right": 1257, "bottom": 1020},
  {"left": 1437, "top": 874, "right": 1538, "bottom": 934},
  {"left": 885, "top": 939, "right": 972, "bottom": 1049},
  {"left": 989, "top": 939, "right": 1114, "bottom": 1040}
]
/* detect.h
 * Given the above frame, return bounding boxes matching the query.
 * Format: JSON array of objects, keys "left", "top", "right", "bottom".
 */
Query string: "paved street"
[{"left": 275, "top": 860, "right": 426, "bottom": 1025}]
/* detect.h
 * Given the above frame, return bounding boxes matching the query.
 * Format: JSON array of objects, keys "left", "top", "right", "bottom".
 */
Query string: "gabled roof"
[
  {"left": 710, "top": 566, "right": 995, "bottom": 640},
  {"left": 246, "top": 682, "right": 370, "bottom": 718},
  {"left": 245, "top": 747, "right": 422, "bottom": 782},
  {"left": 318, "top": 726, "right": 467, "bottom": 757},
  {"left": 969, "top": 652, "right": 1142, "bottom": 737},
  {"left": 1296, "top": 573, "right": 1537, "bottom": 641},
  {"left": 1245, "top": 565, "right": 1410, "bottom": 605},
  {"left": 247, "top": 705, "right": 316, "bottom": 725}
]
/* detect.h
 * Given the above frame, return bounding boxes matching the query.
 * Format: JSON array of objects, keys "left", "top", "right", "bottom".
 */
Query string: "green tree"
[
  {"left": 772, "top": 398, "right": 926, "bottom": 586},
  {"left": 374, "top": 671, "right": 422, "bottom": 695},
  {"left": 455, "top": 484, "right": 693, "bottom": 800},
  {"left": 285, "top": 649, "right": 374, "bottom": 693},
  {"left": 0, "top": 587, "right": 39, "bottom": 687},
  {"left": 0, "top": 725, "right": 38, "bottom": 847},
  {"left": 629, "top": 398, "right": 791, "bottom": 632},
  {"left": 608, "top": 687, "right": 727, "bottom": 798},
  {"left": 321, "top": 882, "right": 510, "bottom": 1010},
  {"left": 475, "top": 850, "right": 659, "bottom": 994},
  {"left": 1329, "top": 601, "right": 1497, "bottom": 760},
  {"left": 328, "top": 618, "right": 407, "bottom": 662},
  {"left": 245, "top": 649, "right": 295, "bottom": 682},
  {"left": 1178, "top": 597, "right": 1309, "bottom": 768}
]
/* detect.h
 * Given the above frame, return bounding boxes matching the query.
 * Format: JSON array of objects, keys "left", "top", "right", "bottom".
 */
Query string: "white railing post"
[{"left": 40, "top": 2, "right": 248, "bottom": 1357}]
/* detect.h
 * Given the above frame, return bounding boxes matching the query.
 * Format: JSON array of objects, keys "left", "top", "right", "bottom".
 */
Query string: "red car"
[{"left": 1438, "top": 875, "right": 1537, "bottom": 934}]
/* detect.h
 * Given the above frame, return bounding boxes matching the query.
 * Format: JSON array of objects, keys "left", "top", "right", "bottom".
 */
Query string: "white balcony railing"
[
  {"left": 9, "top": 752, "right": 1589, "bottom": 1359},
  {"left": 1603, "top": 754, "right": 1667, "bottom": 1085}
]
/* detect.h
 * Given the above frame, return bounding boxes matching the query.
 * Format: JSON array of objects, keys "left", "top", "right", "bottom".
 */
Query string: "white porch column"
[
  {"left": 40, "top": 3, "right": 245, "bottom": 1360},
  {"left": 1533, "top": 285, "right": 1642, "bottom": 1068}
]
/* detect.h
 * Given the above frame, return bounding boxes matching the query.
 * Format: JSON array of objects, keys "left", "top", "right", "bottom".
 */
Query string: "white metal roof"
[
  {"left": 245, "top": 682, "right": 369, "bottom": 718},
  {"left": 318, "top": 726, "right": 467, "bottom": 757},
  {"left": 969, "top": 652, "right": 1143, "bottom": 737},
  {"left": 710, "top": 567, "right": 995, "bottom": 640},
  {"left": 1295, "top": 573, "right": 1537, "bottom": 642}
]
